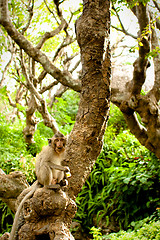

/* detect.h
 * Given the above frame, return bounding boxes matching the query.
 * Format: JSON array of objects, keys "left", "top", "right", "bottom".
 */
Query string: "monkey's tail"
[{"left": 9, "top": 181, "right": 39, "bottom": 240}]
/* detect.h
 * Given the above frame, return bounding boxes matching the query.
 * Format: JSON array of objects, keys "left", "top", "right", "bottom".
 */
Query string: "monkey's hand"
[
  {"left": 64, "top": 166, "right": 71, "bottom": 178},
  {"left": 64, "top": 166, "right": 70, "bottom": 172}
]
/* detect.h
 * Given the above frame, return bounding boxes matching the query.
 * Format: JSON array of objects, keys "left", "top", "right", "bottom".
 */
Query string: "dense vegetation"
[
  {"left": 74, "top": 105, "right": 160, "bottom": 238},
  {"left": 0, "top": 92, "right": 159, "bottom": 238}
]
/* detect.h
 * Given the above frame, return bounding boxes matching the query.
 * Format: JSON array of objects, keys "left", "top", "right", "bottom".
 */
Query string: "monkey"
[
  {"left": 9, "top": 132, "right": 70, "bottom": 240},
  {"left": 35, "top": 132, "right": 69, "bottom": 186}
]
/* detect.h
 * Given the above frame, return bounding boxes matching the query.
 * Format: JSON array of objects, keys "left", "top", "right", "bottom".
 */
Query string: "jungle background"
[{"left": 0, "top": 0, "right": 160, "bottom": 239}]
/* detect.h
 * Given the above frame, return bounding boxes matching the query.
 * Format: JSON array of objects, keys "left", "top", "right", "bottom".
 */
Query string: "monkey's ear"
[{"left": 48, "top": 138, "right": 52, "bottom": 146}]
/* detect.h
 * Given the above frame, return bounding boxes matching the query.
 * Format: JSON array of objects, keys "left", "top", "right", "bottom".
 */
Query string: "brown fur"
[{"left": 35, "top": 134, "right": 66, "bottom": 185}]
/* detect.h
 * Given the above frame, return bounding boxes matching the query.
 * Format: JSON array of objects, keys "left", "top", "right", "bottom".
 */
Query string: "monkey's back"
[{"left": 35, "top": 146, "right": 53, "bottom": 171}]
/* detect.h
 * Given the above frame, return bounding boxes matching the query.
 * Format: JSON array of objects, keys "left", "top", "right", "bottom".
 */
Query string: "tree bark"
[
  {"left": 0, "top": 170, "right": 29, "bottom": 213},
  {"left": 65, "top": 0, "right": 111, "bottom": 198}
]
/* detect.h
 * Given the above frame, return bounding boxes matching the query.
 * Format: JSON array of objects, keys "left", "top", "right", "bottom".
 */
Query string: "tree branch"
[
  {"left": 0, "top": 170, "right": 29, "bottom": 212},
  {"left": 36, "top": 20, "right": 67, "bottom": 50},
  {"left": 130, "top": 3, "right": 150, "bottom": 95},
  {"left": 153, "top": 0, "right": 160, "bottom": 12},
  {"left": 20, "top": 50, "right": 59, "bottom": 133},
  {"left": 111, "top": 5, "right": 137, "bottom": 39},
  {"left": 148, "top": 15, "right": 160, "bottom": 101},
  {"left": 39, "top": 80, "right": 59, "bottom": 94},
  {"left": 21, "top": 0, "right": 34, "bottom": 34}
]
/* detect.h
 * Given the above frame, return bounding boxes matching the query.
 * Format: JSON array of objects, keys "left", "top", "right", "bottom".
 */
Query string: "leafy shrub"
[
  {"left": 0, "top": 201, "right": 14, "bottom": 235},
  {"left": 51, "top": 90, "right": 80, "bottom": 134},
  {"left": 75, "top": 129, "right": 160, "bottom": 231},
  {"left": 108, "top": 104, "right": 127, "bottom": 132},
  {"left": 0, "top": 115, "right": 36, "bottom": 181},
  {"left": 105, "top": 220, "right": 160, "bottom": 240},
  {"left": 90, "top": 226, "right": 102, "bottom": 240}
]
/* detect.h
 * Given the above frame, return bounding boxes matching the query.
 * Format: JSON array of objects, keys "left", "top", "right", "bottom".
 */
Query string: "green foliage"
[
  {"left": 147, "top": 46, "right": 160, "bottom": 59},
  {"left": 90, "top": 226, "right": 102, "bottom": 240},
  {"left": 105, "top": 220, "right": 160, "bottom": 240},
  {"left": 0, "top": 201, "right": 14, "bottom": 235},
  {"left": 0, "top": 114, "right": 36, "bottom": 182},
  {"left": 108, "top": 104, "right": 127, "bottom": 133},
  {"left": 51, "top": 90, "right": 80, "bottom": 134},
  {"left": 75, "top": 106, "right": 160, "bottom": 232},
  {"left": 8, "top": 0, "right": 29, "bottom": 30},
  {"left": 111, "top": 0, "right": 150, "bottom": 7}
]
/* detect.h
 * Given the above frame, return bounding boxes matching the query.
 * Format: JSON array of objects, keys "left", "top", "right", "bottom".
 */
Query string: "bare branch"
[
  {"left": 6, "top": 92, "right": 16, "bottom": 107},
  {"left": 43, "top": 0, "right": 59, "bottom": 24},
  {"left": 20, "top": 49, "right": 59, "bottom": 133},
  {"left": 153, "top": 0, "right": 160, "bottom": 12},
  {"left": 21, "top": 0, "right": 34, "bottom": 34},
  {"left": 36, "top": 20, "right": 67, "bottom": 49},
  {"left": 39, "top": 80, "right": 59, "bottom": 94},
  {"left": 111, "top": 5, "right": 137, "bottom": 39},
  {"left": 70, "top": 59, "right": 81, "bottom": 73},
  {"left": 0, "top": 52, "right": 13, "bottom": 87},
  {"left": 49, "top": 84, "right": 68, "bottom": 107},
  {"left": 123, "top": 112, "right": 154, "bottom": 152}
]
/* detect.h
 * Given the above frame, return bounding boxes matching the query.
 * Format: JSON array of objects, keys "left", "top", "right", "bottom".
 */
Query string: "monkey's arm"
[{"left": 48, "top": 162, "right": 69, "bottom": 172}]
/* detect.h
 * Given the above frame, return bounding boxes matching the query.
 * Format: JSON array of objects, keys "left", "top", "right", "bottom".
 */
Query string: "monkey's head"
[{"left": 48, "top": 133, "right": 66, "bottom": 154}]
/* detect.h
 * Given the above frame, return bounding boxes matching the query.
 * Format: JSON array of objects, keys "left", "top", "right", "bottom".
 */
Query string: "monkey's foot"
[
  {"left": 46, "top": 184, "right": 61, "bottom": 191},
  {"left": 59, "top": 179, "right": 68, "bottom": 187}
]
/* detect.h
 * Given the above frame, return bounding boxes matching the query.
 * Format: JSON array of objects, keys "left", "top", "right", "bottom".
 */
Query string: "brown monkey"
[
  {"left": 9, "top": 132, "right": 70, "bottom": 240},
  {"left": 35, "top": 132, "right": 69, "bottom": 186}
]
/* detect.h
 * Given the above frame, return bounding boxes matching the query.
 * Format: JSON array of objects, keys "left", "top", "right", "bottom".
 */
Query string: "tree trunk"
[
  {"left": 0, "top": 0, "right": 111, "bottom": 239},
  {"left": 65, "top": 0, "right": 111, "bottom": 198}
]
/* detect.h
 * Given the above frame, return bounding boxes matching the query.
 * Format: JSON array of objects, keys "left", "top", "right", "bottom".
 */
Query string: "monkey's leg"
[
  {"left": 37, "top": 165, "right": 53, "bottom": 186},
  {"left": 51, "top": 178, "right": 57, "bottom": 185}
]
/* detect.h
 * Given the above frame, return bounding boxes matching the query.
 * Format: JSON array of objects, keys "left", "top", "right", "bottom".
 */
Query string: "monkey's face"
[{"left": 54, "top": 137, "right": 66, "bottom": 153}]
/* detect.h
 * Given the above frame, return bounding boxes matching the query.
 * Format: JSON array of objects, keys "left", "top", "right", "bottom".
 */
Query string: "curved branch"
[
  {"left": 111, "top": 4, "right": 137, "bottom": 39},
  {"left": 43, "top": 0, "right": 59, "bottom": 24},
  {"left": 123, "top": 112, "right": 154, "bottom": 152},
  {"left": 36, "top": 20, "right": 67, "bottom": 49},
  {"left": 0, "top": 170, "right": 29, "bottom": 212},
  {"left": 21, "top": 0, "right": 34, "bottom": 35},
  {"left": 39, "top": 81, "right": 59, "bottom": 94},
  {"left": 153, "top": 0, "right": 160, "bottom": 12},
  {"left": 148, "top": 15, "right": 160, "bottom": 101}
]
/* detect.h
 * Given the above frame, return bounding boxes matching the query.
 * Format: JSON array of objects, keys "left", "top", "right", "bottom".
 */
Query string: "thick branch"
[
  {"left": 123, "top": 112, "right": 154, "bottom": 152},
  {"left": 130, "top": 3, "right": 150, "bottom": 95},
  {"left": 149, "top": 17, "right": 160, "bottom": 101},
  {"left": 153, "top": 0, "right": 160, "bottom": 12},
  {"left": 66, "top": 0, "right": 111, "bottom": 198},
  {"left": 0, "top": 170, "right": 29, "bottom": 212}
]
